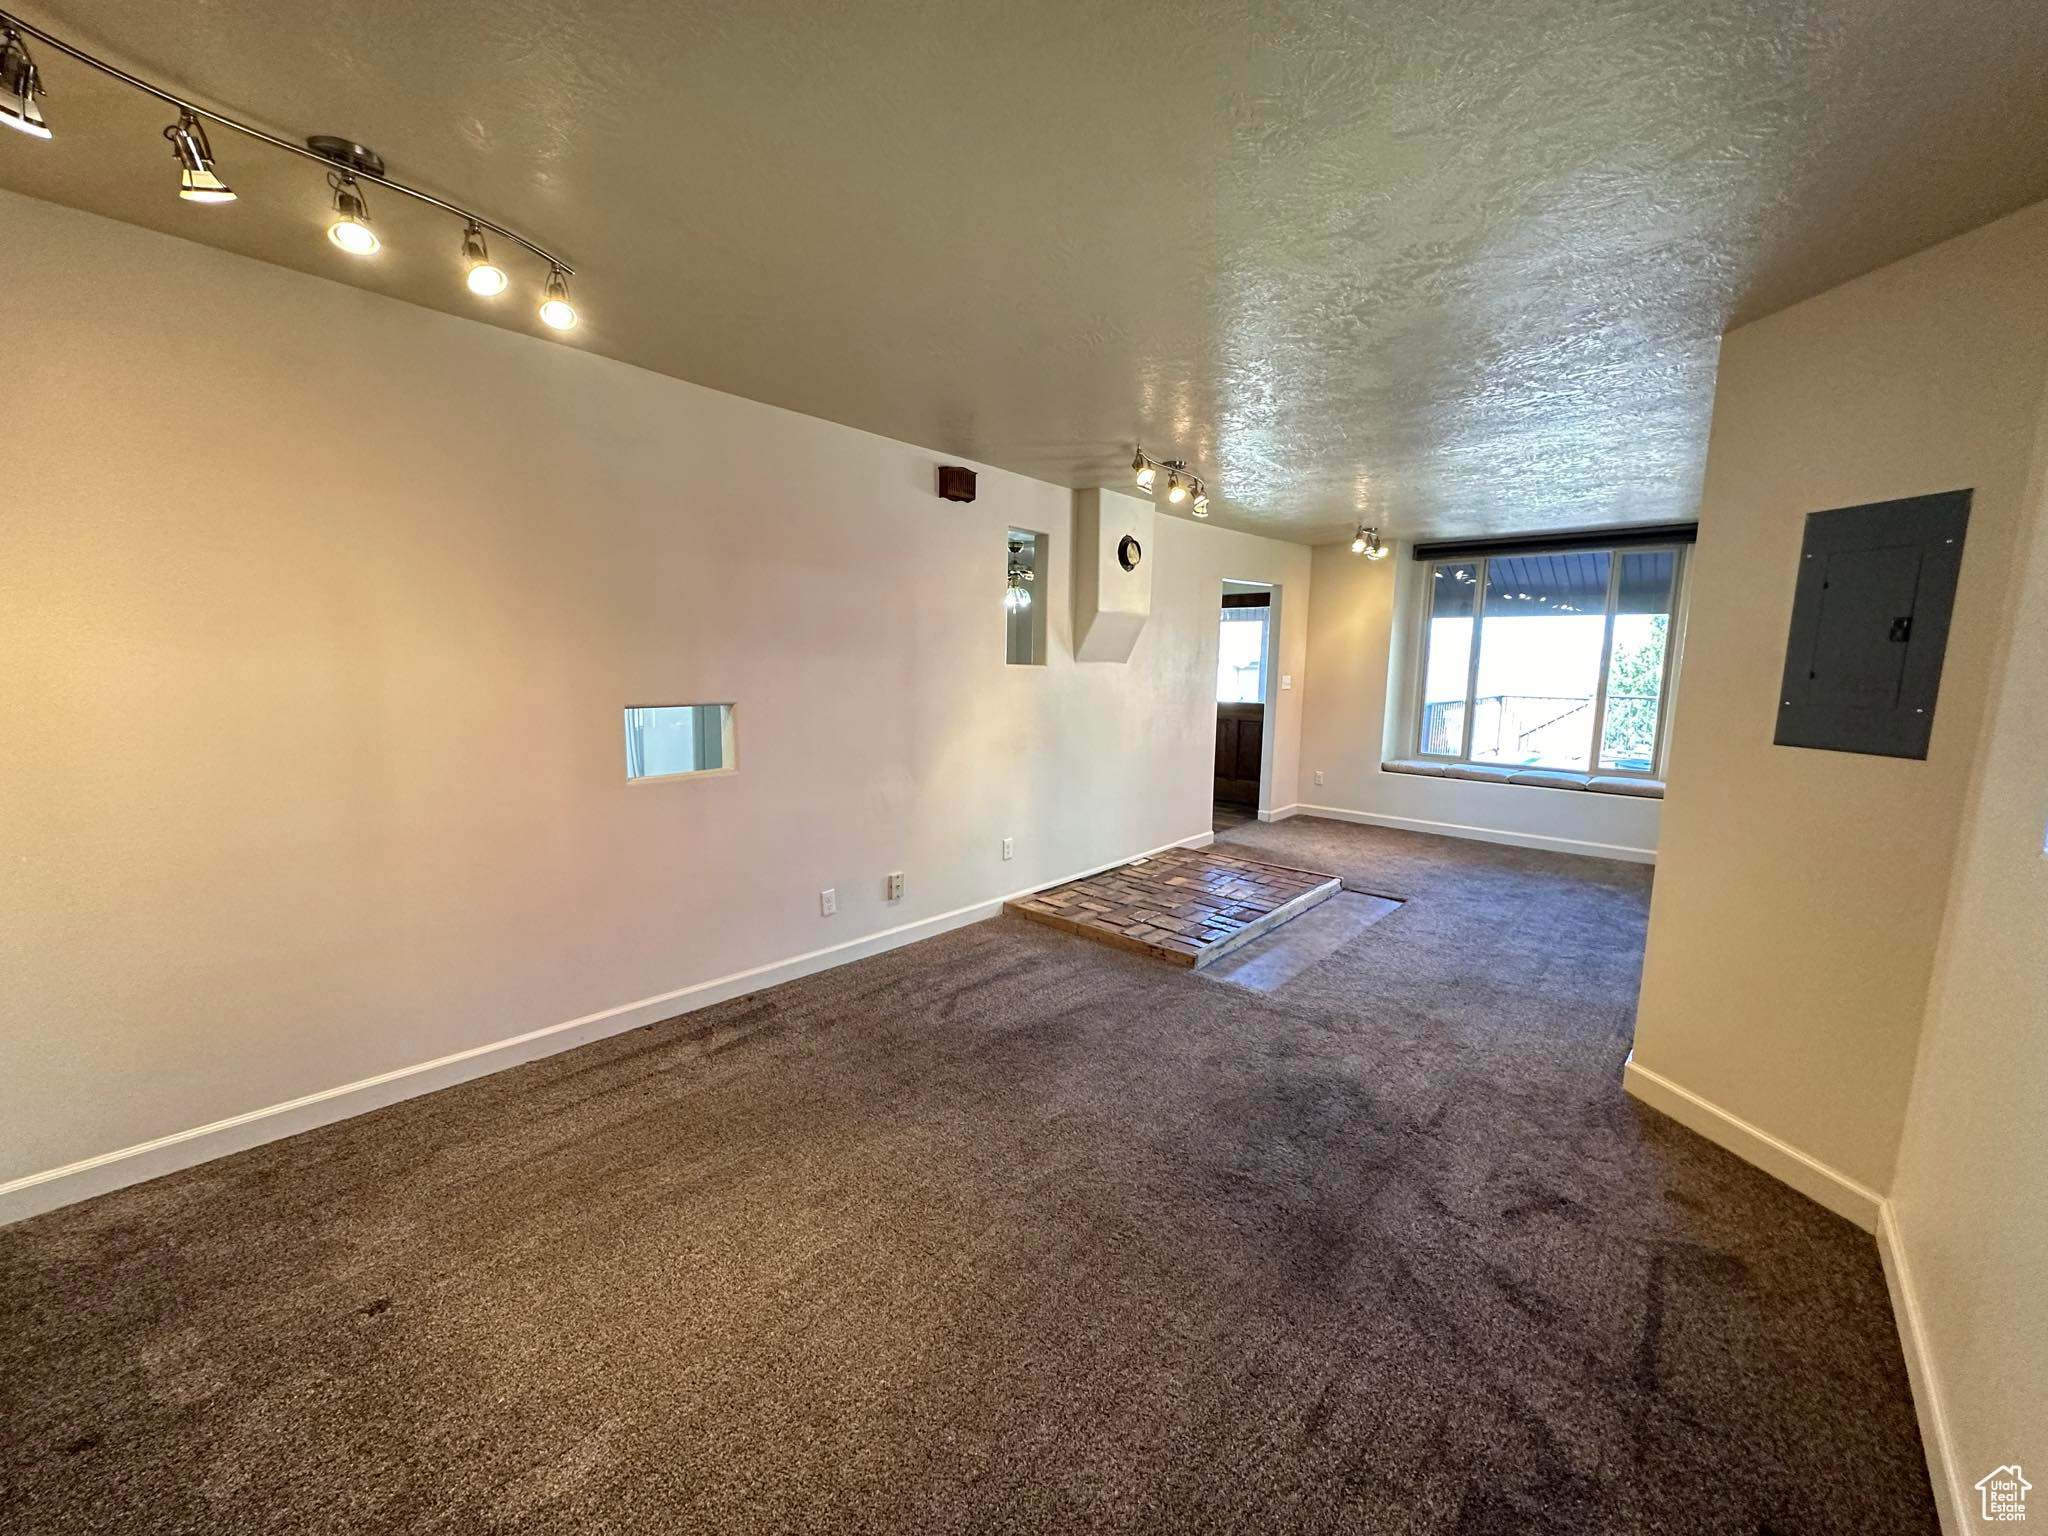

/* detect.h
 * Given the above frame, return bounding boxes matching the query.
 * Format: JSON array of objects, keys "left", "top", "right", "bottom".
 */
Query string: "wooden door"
[{"left": 1215, "top": 702, "right": 1264, "bottom": 807}]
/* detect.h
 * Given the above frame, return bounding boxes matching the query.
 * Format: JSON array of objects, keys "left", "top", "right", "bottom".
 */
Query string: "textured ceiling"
[{"left": 4, "top": 0, "right": 2047, "bottom": 543}]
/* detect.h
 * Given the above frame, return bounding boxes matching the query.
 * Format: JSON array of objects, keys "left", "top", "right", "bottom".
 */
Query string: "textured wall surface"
[
  {"left": 0, "top": 190, "right": 1312, "bottom": 1184},
  {"left": 1, "top": 0, "right": 2045, "bottom": 541}
]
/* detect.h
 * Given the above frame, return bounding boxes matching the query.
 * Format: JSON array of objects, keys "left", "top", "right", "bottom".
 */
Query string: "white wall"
[
  {"left": 1631, "top": 201, "right": 2048, "bottom": 1200},
  {"left": 0, "top": 191, "right": 1311, "bottom": 1213},
  {"left": 1884, "top": 387, "right": 2048, "bottom": 1528},
  {"left": 1294, "top": 542, "right": 1663, "bottom": 861}
]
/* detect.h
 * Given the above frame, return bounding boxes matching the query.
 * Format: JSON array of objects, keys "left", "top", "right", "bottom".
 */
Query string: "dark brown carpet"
[{"left": 0, "top": 819, "right": 1935, "bottom": 1534}]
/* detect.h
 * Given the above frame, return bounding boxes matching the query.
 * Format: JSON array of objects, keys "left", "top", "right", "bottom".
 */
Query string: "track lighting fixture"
[
  {"left": 165, "top": 112, "right": 232, "bottom": 202},
  {"left": 0, "top": 9, "right": 581, "bottom": 336},
  {"left": 1349, "top": 525, "right": 1389, "bottom": 560},
  {"left": 539, "top": 266, "right": 578, "bottom": 330},
  {"left": 1128, "top": 447, "right": 1211, "bottom": 517},
  {"left": 325, "top": 173, "right": 378, "bottom": 254},
  {"left": 0, "top": 25, "right": 47, "bottom": 138},
  {"left": 462, "top": 222, "right": 508, "bottom": 296}
]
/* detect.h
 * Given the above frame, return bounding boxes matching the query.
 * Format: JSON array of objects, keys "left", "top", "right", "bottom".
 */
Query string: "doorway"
[{"left": 1215, "top": 581, "right": 1274, "bottom": 827}]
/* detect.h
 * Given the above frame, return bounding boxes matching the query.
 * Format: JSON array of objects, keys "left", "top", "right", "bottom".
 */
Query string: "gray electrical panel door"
[{"left": 1774, "top": 489, "right": 1970, "bottom": 760}]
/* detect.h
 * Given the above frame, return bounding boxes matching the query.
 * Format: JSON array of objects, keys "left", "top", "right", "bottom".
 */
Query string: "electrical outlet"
[
  {"left": 1001, "top": 837, "right": 1014, "bottom": 862},
  {"left": 1314, "top": 770, "right": 1325, "bottom": 786},
  {"left": 886, "top": 871, "right": 905, "bottom": 901},
  {"left": 819, "top": 888, "right": 836, "bottom": 916}
]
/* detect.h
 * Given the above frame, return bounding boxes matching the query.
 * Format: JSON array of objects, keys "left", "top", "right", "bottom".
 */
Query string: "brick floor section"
[{"left": 1005, "top": 847, "right": 1342, "bottom": 969}]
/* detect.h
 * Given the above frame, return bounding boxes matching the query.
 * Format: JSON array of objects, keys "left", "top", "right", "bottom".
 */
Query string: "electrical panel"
[{"left": 1774, "top": 489, "right": 1970, "bottom": 760}]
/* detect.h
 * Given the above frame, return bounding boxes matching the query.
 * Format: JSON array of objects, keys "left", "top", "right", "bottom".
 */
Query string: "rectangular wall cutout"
[
  {"left": 1007, "top": 529, "right": 1047, "bottom": 665},
  {"left": 624, "top": 704, "right": 736, "bottom": 780}
]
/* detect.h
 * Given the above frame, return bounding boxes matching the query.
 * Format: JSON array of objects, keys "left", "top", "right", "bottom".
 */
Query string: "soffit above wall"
[{"left": 4, "top": 0, "right": 2045, "bottom": 545}]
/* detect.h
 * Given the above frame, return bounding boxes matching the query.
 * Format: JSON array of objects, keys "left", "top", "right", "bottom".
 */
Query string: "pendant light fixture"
[
  {"left": 0, "top": 24, "right": 47, "bottom": 138},
  {"left": 461, "top": 222, "right": 508, "bottom": 296},
  {"left": 0, "top": 8, "right": 581, "bottom": 336},
  {"left": 325, "top": 172, "right": 378, "bottom": 254},
  {"left": 164, "top": 112, "right": 232, "bottom": 202},
  {"left": 1005, "top": 540, "right": 1035, "bottom": 611}
]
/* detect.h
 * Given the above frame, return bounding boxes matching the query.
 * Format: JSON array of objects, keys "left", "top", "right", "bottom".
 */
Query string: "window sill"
[{"left": 1381, "top": 759, "right": 1664, "bottom": 799}]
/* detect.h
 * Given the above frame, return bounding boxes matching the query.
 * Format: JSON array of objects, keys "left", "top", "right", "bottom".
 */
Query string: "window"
[
  {"left": 1218, "top": 597, "right": 1269, "bottom": 703},
  {"left": 1415, "top": 546, "right": 1681, "bottom": 774},
  {"left": 1005, "top": 529, "right": 1046, "bottom": 665},
  {"left": 624, "top": 704, "right": 735, "bottom": 780}
]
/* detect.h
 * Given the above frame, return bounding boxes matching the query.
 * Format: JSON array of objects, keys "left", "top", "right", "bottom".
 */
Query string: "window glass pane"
[
  {"left": 624, "top": 704, "right": 734, "bottom": 780},
  {"left": 1600, "top": 551, "right": 1677, "bottom": 770},
  {"left": 1217, "top": 605, "right": 1268, "bottom": 703},
  {"left": 1470, "top": 552, "right": 1610, "bottom": 769},
  {"left": 1419, "top": 562, "right": 1478, "bottom": 754}
]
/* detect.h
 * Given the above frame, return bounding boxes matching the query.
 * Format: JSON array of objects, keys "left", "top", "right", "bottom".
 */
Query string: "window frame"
[{"left": 1409, "top": 543, "right": 1686, "bottom": 779}]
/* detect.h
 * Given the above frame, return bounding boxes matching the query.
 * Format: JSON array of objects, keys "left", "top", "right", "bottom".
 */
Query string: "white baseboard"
[
  {"left": 1257, "top": 804, "right": 1300, "bottom": 823},
  {"left": 1289, "top": 802, "right": 1656, "bottom": 864},
  {"left": 1621, "top": 1056, "right": 1882, "bottom": 1230},
  {"left": 1877, "top": 1202, "right": 1964, "bottom": 1534},
  {"left": 0, "top": 829, "right": 1214, "bottom": 1227}
]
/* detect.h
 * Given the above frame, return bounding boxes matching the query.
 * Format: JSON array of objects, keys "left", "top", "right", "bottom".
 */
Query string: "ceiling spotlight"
[
  {"left": 1192, "top": 488, "right": 1210, "bottom": 518},
  {"left": 165, "top": 113, "right": 233, "bottom": 203},
  {"left": 461, "top": 222, "right": 508, "bottom": 296},
  {"left": 326, "top": 173, "right": 379, "bottom": 255},
  {"left": 1350, "top": 524, "right": 1389, "bottom": 560},
  {"left": 1132, "top": 449, "right": 1156, "bottom": 491},
  {"left": 0, "top": 27, "right": 49, "bottom": 139},
  {"left": 539, "top": 266, "right": 578, "bottom": 330},
  {"left": 1166, "top": 471, "right": 1187, "bottom": 505}
]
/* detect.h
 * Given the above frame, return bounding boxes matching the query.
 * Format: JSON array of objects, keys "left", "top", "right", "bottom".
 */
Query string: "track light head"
[
  {"left": 1132, "top": 449, "right": 1155, "bottom": 491},
  {"left": 539, "top": 266, "right": 578, "bottom": 330},
  {"left": 1166, "top": 470, "right": 1187, "bottom": 504},
  {"left": 1192, "top": 487, "right": 1210, "bottom": 518},
  {"left": 461, "top": 222, "right": 508, "bottom": 296},
  {"left": 326, "top": 174, "right": 378, "bottom": 255},
  {"left": 0, "top": 29, "right": 49, "bottom": 139},
  {"left": 1350, "top": 524, "right": 1389, "bottom": 560},
  {"left": 165, "top": 114, "right": 234, "bottom": 203}
]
